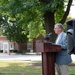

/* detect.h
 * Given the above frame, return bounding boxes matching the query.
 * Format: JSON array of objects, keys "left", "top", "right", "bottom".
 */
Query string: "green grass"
[
  {"left": 0, "top": 61, "right": 75, "bottom": 75},
  {"left": 0, "top": 61, "right": 42, "bottom": 75},
  {"left": 69, "top": 66, "right": 75, "bottom": 75}
]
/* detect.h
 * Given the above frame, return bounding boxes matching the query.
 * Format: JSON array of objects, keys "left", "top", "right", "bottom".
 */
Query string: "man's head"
[{"left": 54, "top": 23, "right": 64, "bottom": 34}]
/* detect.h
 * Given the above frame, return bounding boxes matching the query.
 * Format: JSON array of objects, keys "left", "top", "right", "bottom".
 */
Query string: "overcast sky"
[{"left": 69, "top": 0, "right": 75, "bottom": 18}]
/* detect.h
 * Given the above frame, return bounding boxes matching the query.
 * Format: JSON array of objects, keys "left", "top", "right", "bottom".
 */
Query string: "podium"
[{"left": 35, "top": 42, "right": 61, "bottom": 75}]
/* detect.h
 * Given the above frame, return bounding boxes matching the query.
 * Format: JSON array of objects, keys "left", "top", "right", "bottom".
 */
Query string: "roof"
[{"left": 0, "top": 36, "right": 8, "bottom": 41}]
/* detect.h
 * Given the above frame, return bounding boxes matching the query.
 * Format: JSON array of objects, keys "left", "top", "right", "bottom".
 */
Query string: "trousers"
[{"left": 55, "top": 64, "right": 69, "bottom": 75}]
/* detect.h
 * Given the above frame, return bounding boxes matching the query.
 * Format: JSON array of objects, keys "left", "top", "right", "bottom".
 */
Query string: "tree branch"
[
  {"left": 39, "top": 0, "right": 50, "bottom": 4},
  {"left": 59, "top": 0, "right": 73, "bottom": 24}
]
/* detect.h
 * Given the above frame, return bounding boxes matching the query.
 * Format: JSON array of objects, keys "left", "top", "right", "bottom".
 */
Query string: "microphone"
[{"left": 44, "top": 33, "right": 52, "bottom": 42}]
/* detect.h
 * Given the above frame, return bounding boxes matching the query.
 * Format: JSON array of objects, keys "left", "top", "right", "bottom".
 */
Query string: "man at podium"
[{"left": 54, "top": 23, "right": 72, "bottom": 75}]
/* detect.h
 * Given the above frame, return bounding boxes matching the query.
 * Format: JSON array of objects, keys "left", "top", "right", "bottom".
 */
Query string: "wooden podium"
[{"left": 35, "top": 42, "right": 61, "bottom": 75}]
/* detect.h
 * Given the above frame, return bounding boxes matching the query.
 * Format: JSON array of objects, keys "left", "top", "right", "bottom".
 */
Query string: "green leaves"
[
  {"left": 39, "top": 0, "right": 63, "bottom": 12},
  {"left": 0, "top": 0, "right": 71, "bottom": 41},
  {"left": 27, "top": 21, "right": 45, "bottom": 40},
  {"left": 54, "top": 0, "right": 65, "bottom": 23}
]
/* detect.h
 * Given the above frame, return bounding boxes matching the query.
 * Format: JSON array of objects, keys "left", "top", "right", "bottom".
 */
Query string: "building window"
[
  {"left": 10, "top": 43, "right": 14, "bottom": 50},
  {"left": 27, "top": 41, "right": 33, "bottom": 50}
]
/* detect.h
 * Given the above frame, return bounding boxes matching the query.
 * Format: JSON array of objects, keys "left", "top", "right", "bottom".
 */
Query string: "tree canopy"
[{"left": 0, "top": 0, "right": 73, "bottom": 42}]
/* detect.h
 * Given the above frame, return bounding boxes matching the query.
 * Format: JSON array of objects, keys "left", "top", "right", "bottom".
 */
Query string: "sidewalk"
[
  {"left": 0, "top": 53, "right": 42, "bottom": 61},
  {"left": 71, "top": 54, "right": 75, "bottom": 62},
  {"left": 0, "top": 53, "right": 75, "bottom": 62}
]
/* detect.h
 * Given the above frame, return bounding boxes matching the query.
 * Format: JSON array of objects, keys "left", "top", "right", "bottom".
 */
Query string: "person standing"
[{"left": 54, "top": 23, "right": 72, "bottom": 75}]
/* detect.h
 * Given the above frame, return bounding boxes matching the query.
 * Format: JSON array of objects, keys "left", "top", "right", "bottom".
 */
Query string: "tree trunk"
[
  {"left": 18, "top": 42, "right": 23, "bottom": 53},
  {"left": 60, "top": 0, "right": 73, "bottom": 24},
  {"left": 39, "top": 0, "right": 72, "bottom": 42},
  {"left": 44, "top": 11, "right": 56, "bottom": 42}
]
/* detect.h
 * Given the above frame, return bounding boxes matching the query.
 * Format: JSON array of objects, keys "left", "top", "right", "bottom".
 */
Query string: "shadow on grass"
[
  {"left": 0, "top": 73, "right": 41, "bottom": 75},
  {"left": 0, "top": 61, "right": 75, "bottom": 75},
  {"left": 0, "top": 62, "right": 42, "bottom": 75}
]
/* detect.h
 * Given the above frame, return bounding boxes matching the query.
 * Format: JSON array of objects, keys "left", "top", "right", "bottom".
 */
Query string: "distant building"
[
  {"left": 0, "top": 36, "right": 18, "bottom": 53},
  {"left": 0, "top": 36, "right": 34, "bottom": 52},
  {"left": 0, "top": 35, "right": 44, "bottom": 53}
]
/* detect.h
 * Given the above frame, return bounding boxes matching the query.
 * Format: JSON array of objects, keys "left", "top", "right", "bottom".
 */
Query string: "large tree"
[
  {"left": 0, "top": 14, "right": 28, "bottom": 53},
  {"left": 39, "top": 0, "right": 73, "bottom": 41},
  {"left": 0, "top": 0, "right": 73, "bottom": 42}
]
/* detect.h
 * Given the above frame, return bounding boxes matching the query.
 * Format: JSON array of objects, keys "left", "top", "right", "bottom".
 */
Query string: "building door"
[{"left": 3, "top": 42, "right": 9, "bottom": 53}]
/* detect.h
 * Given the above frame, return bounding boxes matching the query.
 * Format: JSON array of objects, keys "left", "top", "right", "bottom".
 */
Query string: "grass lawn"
[
  {"left": 0, "top": 60, "right": 42, "bottom": 75},
  {"left": 0, "top": 60, "right": 75, "bottom": 75}
]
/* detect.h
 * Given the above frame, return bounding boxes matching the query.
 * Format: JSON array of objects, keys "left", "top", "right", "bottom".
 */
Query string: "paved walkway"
[
  {"left": 0, "top": 53, "right": 42, "bottom": 61},
  {"left": 71, "top": 54, "right": 75, "bottom": 62},
  {"left": 0, "top": 53, "right": 75, "bottom": 62}
]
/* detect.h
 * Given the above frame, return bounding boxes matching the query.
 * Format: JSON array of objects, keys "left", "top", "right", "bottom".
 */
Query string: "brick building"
[{"left": 0, "top": 35, "right": 44, "bottom": 53}]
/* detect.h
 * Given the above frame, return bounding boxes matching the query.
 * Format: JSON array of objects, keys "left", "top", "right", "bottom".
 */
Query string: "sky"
[{"left": 69, "top": 0, "right": 75, "bottom": 18}]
